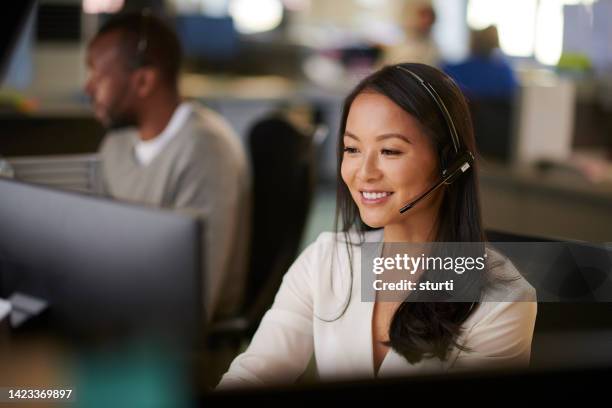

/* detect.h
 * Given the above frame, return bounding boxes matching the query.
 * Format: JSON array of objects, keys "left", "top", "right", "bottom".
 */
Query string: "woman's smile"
[{"left": 360, "top": 190, "right": 394, "bottom": 205}]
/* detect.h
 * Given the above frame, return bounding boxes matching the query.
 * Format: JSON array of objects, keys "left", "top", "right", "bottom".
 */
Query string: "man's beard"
[
  {"left": 96, "top": 85, "right": 139, "bottom": 131},
  {"left": 106, "top": 110, "right": 138, "bottom": 131}
]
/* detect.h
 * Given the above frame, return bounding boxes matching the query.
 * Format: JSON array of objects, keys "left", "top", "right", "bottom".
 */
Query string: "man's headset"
[
  {"left": 133, "top": 8, "right": 152, "bottom": 68},
  {"left": 395, "top": 66, "right": 475, "bottom": 214}
]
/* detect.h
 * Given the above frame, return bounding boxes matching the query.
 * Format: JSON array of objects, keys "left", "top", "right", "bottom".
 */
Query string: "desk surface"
[
  {"left": 480, "top": 161, "right": 612, "bottom": 242},
  {"left": 481, "top": 161, "right": 612, "bottom": 206}
]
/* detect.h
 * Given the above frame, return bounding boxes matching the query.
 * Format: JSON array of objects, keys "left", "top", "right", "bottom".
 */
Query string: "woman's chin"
[{"left": 359, "top": 214, "right": 387, "bottom": 229}]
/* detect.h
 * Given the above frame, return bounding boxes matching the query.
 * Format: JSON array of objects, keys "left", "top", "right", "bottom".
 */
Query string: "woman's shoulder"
[
  {"left": 290, "top": 232, "right": 338, "bottom": 271},
  {"left": 456, "top": 247, "right": 538, "bottom": 335},
  {"left": 297, "top": 231, "right": 353, "bottom": 266},
  {"left": 304, "top": 229, "right": 383, "bottom": 250},
  {"left": 482, "top": 246, "right": 537, "bottom": 303},
  {"left": 295, "top": 229, "right": 380, "bottom": 278}
]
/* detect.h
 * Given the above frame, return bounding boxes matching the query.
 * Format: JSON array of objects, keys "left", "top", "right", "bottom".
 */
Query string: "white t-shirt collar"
[{"left": 134, "top": 102, "right": 193, "bottom": 166}]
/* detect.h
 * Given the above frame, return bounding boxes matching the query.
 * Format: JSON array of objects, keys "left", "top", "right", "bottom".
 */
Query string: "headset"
[
  {"left": 134, "top": 8, "right": 152, "bottom": 68},
  {"left": 395, "top": 66, "right": 475, "bottom": 214}
]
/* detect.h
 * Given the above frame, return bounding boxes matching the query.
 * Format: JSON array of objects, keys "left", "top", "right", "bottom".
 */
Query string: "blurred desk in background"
[
  {"left": 480, "top": 161, "right": 612, "bottom": 242},
  {"left": 0, "top": 110, "right": 104, "bottom": 157}
]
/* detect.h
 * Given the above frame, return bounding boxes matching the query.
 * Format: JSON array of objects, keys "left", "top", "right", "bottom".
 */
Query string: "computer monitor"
[
  {"left": 0, "top": 178, "right": 203, "bottom": 346},
  {"left": 0, "top": 0, "right": 35, "bottom": 84}
]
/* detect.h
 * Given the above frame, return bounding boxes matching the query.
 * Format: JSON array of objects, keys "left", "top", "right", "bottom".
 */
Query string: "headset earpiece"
[{"left": 442, "top": 151, "right": 474, "bottom": 185}]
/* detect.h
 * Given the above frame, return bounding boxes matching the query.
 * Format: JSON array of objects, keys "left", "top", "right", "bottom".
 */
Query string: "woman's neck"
[
  {"left": 383, "top": 188, "right": 444, "bottom": 243},
  {"left": 383, "top": 209, "right": 439, "bottom": 243}
]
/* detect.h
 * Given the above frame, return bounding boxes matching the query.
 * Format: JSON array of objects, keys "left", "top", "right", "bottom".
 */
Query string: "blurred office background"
[
  {"left": 1, "top": 0, "right": 612, "bottom": 393},
  {"left": 1, "top": 0, "right": 611, "bottom": 243}
]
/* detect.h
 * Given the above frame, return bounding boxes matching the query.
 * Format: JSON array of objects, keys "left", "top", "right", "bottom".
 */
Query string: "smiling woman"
[
  {"left": 217, "top": 63, "right": 537, "bottom": 388},
  {"left": 341, "top": 91, "right": 441, "bottom": 231}
]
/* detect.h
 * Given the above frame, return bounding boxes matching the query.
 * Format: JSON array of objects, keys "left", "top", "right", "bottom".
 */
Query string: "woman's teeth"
[{"left": 361, "top": 191, "right": 392, "bottom": 199}]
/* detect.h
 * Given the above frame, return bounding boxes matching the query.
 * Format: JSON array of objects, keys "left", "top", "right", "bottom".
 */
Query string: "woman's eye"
[
  {"left": 343, "top": 147, "right": 359, "bottom": 154},
  {"left": 381, "top": 149, "right": 401, "bottom": 156}
]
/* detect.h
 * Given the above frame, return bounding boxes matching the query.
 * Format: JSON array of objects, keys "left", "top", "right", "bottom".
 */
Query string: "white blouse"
[{"left": 218, "top": 230, "right": 537, "bottom": 388}]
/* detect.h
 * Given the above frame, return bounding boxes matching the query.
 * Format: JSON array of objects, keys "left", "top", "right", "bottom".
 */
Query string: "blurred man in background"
[
  {"left": 380, "top": 0, "right": 440, "bottom": 67},
  {"left": 443, "top": 25, "right": 518, "bottom": 99},
  {"left": 84, "top": 12, "right": 251, "bottom": 322},
  {"left": 442, "top": 25, "right": 518, "bottom": 161}
]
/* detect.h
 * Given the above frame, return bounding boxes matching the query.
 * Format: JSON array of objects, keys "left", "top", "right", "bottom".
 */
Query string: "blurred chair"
[
  {"left": 486, "top": 229, "right": 554, "bottom": 242},
  {"left": 208, "top": 114, "right": 316, "bottom": 347},
  {"left": 469, "top": 98, "right": 515, "bottom": 163},
  {"left": 486, "top": 229, "right": 612, "bottom": 369}
]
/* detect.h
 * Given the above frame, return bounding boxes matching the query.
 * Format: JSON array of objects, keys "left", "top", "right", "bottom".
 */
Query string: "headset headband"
[
  {"left": 396, "top": 66, "right": 461, "bottom": 154},
  {"left": 135, "top": 8, "right": 152, "bottom": 67}
]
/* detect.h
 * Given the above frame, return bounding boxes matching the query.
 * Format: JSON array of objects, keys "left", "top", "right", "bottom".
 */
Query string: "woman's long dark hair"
[{"left": 334, "top": 63, "right": 486, "bottom": 364}]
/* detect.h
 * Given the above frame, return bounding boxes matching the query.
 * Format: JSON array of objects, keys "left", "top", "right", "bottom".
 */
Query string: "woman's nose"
[{"left": 357, "top": 151, "right": 382, "bottom": 182}]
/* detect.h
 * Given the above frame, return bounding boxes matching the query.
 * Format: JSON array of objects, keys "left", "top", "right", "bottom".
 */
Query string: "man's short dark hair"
[{"left": 95, "top": 11, "right": 182, "bottom": 86}]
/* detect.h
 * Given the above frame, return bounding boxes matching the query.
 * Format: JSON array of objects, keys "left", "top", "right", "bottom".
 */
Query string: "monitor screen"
[
  {"left": 0, "top": 178, "right": 203, "bottom": 347},
  {"left": 0, "top": 0, "right": 35, "bottom": 85},
  {"left": 175, "top": 14, "right": 239, "bottom": 62}
]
